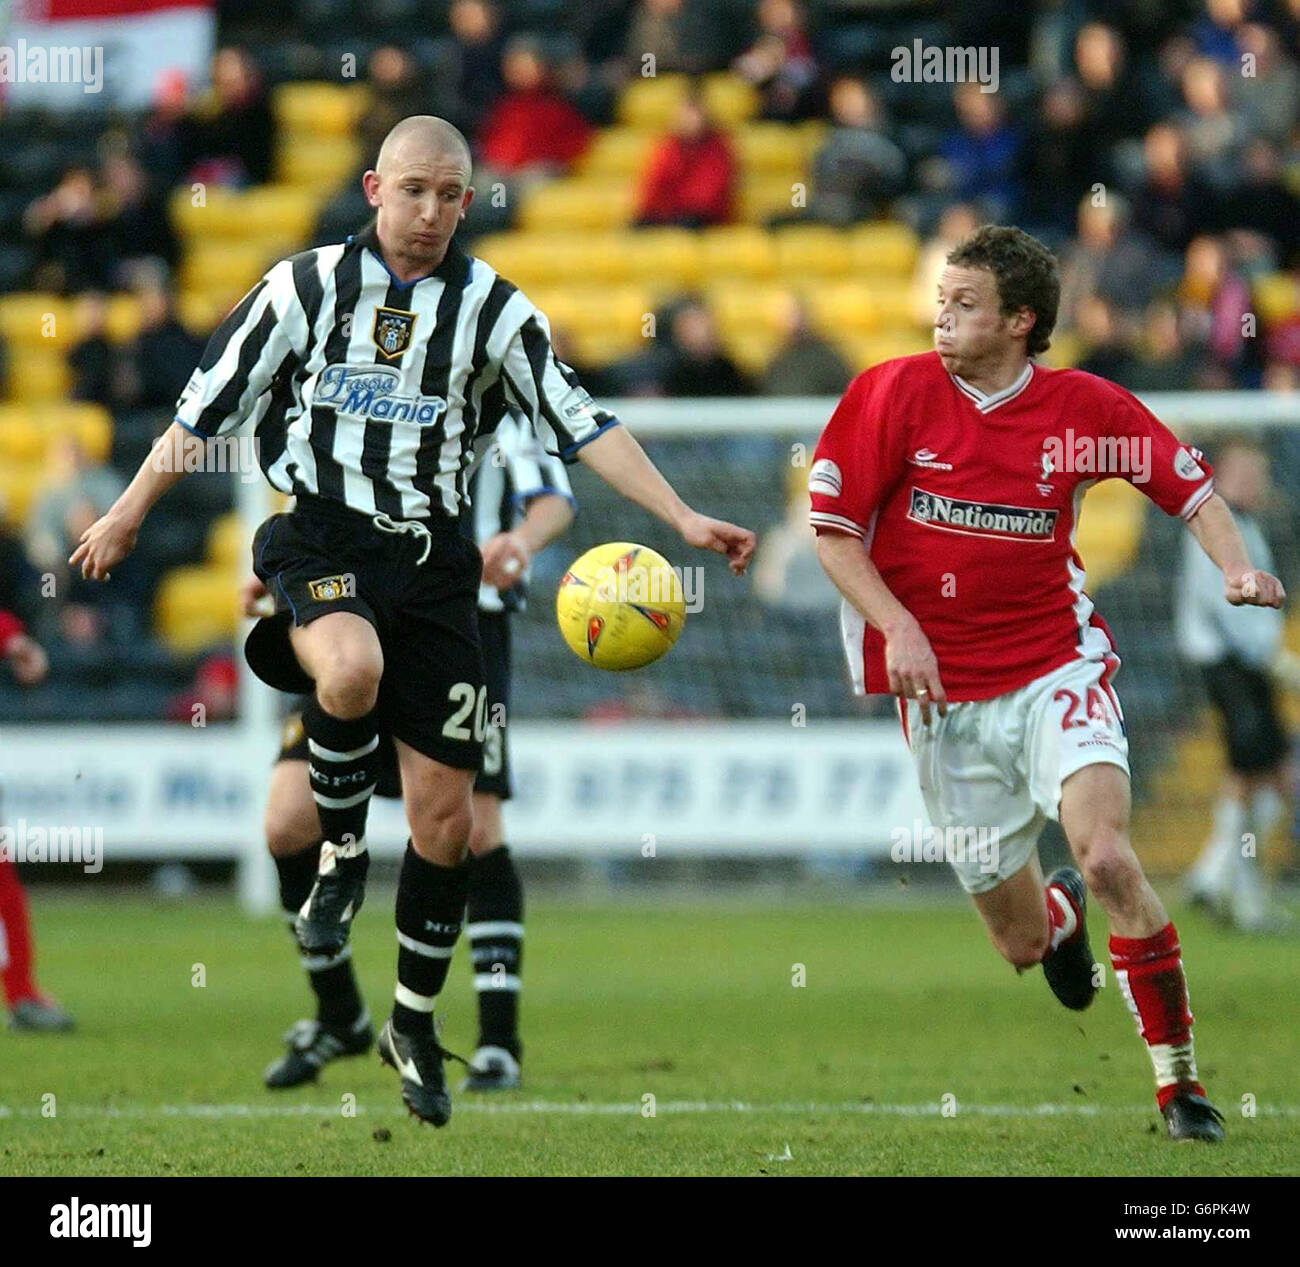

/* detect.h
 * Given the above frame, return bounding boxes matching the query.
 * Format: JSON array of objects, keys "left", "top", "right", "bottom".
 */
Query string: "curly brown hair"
[{"left": 946, "top": 225, "right": 1060, "bottom": 356}]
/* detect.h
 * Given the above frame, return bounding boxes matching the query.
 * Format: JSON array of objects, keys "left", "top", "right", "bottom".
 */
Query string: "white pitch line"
[{"left": 0, "top": 1101, "right": 1298, "bottom": 1120}]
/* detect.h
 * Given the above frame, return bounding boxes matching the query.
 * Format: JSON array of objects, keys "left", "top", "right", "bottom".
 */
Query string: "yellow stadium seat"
[
  {"left": 837, "top": 331, "right": 932, "bottom": 372},
  {"left": 1041, "top": 331, "right": 1081, "bottom": 368},
  {"left": 721, "top": 328, "right": 778, "bottom": 376},
  {"left": 154, "top": 564, "right": 240, "bottom": 653},
  {"left": 276, "top": 136, "right": 361, "bottom": 189},
  {"left": 569, "top": 326, "right": 644, "bottom": 367},
  {"left": 1076, "top": 479, "right": 1145, "bottom": 587},
  {"left": 774, "top": 225, "right": 852, "bottom": 278},
  {"left": 273, "top": 82, "right": 369, "bottom": 140},
  {"left": 177, "top": 290, "right": 234, "bottom": 338},
  {"left": 578, "top": 128, "right": 657, "bottom": 177},
  {"left": 0, "top": 410, "right": 45, "bottom": 462},
  {"left": 517, "top": 178, "right": 636, "bottom": 233},
  {"left": 697, "top": 226, "right": 777, "bottom": 280},
  {"left": 735, "top": 124, "right": 807, "bottom": 175},
  {"left": 103, "top": 294, "right": 144, "bottom": 343},
  {"left": 207, "top": 512, "right": 245, "bottom": 569},
  {"left": 180, "top": 240, "right": 286, "bottom": 295},
  {"left": 0, "top": 294, "right": 72, "bottom": 347},
  {"left": 1253, "top": 273, "right": 1300, "bottom": 327},
  {"left": 620, "top": 228, "right": 702, "bottom": 287},
  {"left": 51, "top": 403, "right": 113, "bottom": 463},
  {"left": 802, "top": 281, "right": 879, "bottom": 335},
  {"left": 172, "top": 184, "right": 324, "bottom": 243},
  {"left": 707, "top": 282, "right": 789, "bottom": 338},
  {"left": 477, "top": 233, "right": 634, "bottom": 290},
  {"left": 7, "top": 351, "right": 70, "bottom": 403},
  {"left": 738, "top": 176, "right": 801, "bottom": 224},
  {"left": 848, "top": 222, "right": 920, "bottom": 276},
  {"left": 0, "top": 460, "right": 44, "bottom": 528},
  {"left": 795, "top": 119, "right": 829, "bottom": 162},
  {"left": 701, "top": 73, "right": 758, "bottom": 127},
  {"left": 865, "top": 281, "right": 921, "bottom": 330},
  {"left": 617, "top": 74, "right": 690, "bottom": 130}
]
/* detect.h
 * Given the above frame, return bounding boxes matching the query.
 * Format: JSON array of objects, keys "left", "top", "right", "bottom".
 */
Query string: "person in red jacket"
[
  {"left": 0, "top": 610, "right": 75, "bottom": 1031},
  {"left": 477, "top": 36, "right": 592, "bottom": 176},
  {"left": 635, "top": 94, "right": 737, "bottom": 229}
]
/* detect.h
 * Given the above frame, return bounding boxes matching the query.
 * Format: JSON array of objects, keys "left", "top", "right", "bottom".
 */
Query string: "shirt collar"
[
  {"left": 949, "top": 361, "right": 1035, "bottom": 413},
  {"left": 346, "top": 220, "right": 470, "bottom": 289}
]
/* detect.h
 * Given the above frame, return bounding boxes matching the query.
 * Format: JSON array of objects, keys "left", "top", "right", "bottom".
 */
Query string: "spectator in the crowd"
[
  {"left": 1233, "top": 23, "right": 1299, "bottom": 146},
  {"left": 761, "top": 293, "right": 850, "bottom": 396},
  {"left": 634, "top": 93, "right": 736, "bottom": 228},
  {"left": 624, "top": 0, "right": 728, "bottom": 76},
  {"left": 753, "top": 458, "right": 840, "bottom": 614},
  {"left": 1190, "top": 0, "right": 1251, "bottom": 64},
  {"left": 911, "top": 202, "right": 982, "bottom": 326},
  {"left": 430, "top": 0, "right": 506, "bottom": 136},
  {"left": 101, "top": 150, "right": 178, "bottom": 280},
  {"left": 166, "top": 653, "right": 239, "bottom": 723},
  {"left": 1220, "top": 138, "right": 1300, "bottom": 265},
  {"left": 937, "top": 83, "right": 1023, "bottom": 222},
  {"left": 117, "top": 282, "right": 205, "bottom": 410},
  {"left": 1174, "top": 56, "right": 1249, "bottom": 185},
  {"left": 185, "top": 47, "right": 274, "bottom": 188},
  {"left": 1122, "top": 299, "right": 1200, "bottom": 392},
  {"left": 1177, "top": 233, "right": 1255, "bottom": 382},
  {"left": 138, "top": 69, "right": 190, "bottom": 189},
  {"left": 1057, "top": 193, "right": 1175, "bottom": 329},
  {"left": 477, "top": 36, "right": 593, "bottom": 177},
  {"left": 24, "top": 437, "right": 127, "bottom": 646},
  {"left": 357, "top": 46, "right": 429, "bottom": 162},
  {"left": 801, "top": 76, "right": 905, "bottom": 226},
  {"left": 1074, "top": 294, "right": 1138, "bottom": 384},
  {"left": 662, "top": 296, "right": 751, "bottom": 396},
  {"left": 1130, "top": 122, "right": 1217, "bottom": 254},
  {"left": 1021, "top": 78, "right": 1096, "bottom": 238},
  {"left": 1074, "top": 22, "right": 1157, "bottom": 156},
  {"left": 732, "top": 0, "right": 820, "bottom": 122},
  {"left": 22, "top": 166, "right": 119, "bottom": 294},
  {"left": 67, "top": 292, "right": 122, "bottom": 407}
]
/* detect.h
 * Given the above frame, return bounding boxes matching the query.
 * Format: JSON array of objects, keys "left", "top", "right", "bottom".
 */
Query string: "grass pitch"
[{"left": 2, "top": 889, "right": 1297, "bottom": 1177}]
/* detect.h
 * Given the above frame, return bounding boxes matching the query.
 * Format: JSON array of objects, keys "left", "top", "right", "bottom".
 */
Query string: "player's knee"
[
  {"left": 993, "top": 927, "right": 1049, "bottom": 969},
  {"left": 313, "top": 652, "right": 382, "bottom": 718},
  {"left": 408, "top": 794, "right": 473, "bottom": 864},
  {"left": 265, "top": 801, "right": 317, "bottom": 858},
  {"left": 1078, "top": 838, "right": 1139, "bottom": 901}
]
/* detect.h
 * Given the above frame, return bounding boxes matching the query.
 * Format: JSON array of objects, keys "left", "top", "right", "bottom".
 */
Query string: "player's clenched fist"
[
  {"left": 68, "top": 511, "right": 138, "bottom": 582},
  {"left": 1225, "top": 568, "right": 1285, "bottom": 608},
  {"left": 677, "top": 511, "right": 756, "bottom": 576},
  {"left": 883, "top": 611, "right": 948, "bottom": 724}
]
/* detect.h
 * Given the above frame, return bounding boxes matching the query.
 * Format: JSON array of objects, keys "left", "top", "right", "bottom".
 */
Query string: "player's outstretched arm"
[
  {"left": 575, "top": 425, "right": 756, "bottom": 575},
  {"left": 815, "top": 531, "right": 947, "bottom": 722},
  {"left": 481, "top": 492, "right": 575, "bottom": 591},
  {"left": 1187, "top": 493, "right": 1286, "bottom": 608},
  {"left": 69, "top": 421, "right": 205, "bottom": 581}
]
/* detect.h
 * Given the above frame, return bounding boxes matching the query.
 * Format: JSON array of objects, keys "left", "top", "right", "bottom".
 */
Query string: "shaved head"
[
  {"left": 363, "top": 115, "right": 475, "bottom": 282},
  {"left": 376, "top": 115, "right": 472, "bottom": 179}
]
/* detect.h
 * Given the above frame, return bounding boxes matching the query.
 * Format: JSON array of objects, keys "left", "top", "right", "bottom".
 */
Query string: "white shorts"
[{"left": 904, "top": 655, "right": 1130, "bottom": 895}]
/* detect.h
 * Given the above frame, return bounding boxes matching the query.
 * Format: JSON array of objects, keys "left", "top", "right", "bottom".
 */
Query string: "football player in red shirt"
[
  {"left": 0, "top": 610, "right": 75, "bottom": 1031},
  {"left": 810, "top": 225, "right": 1285, "bottom": 1142}
]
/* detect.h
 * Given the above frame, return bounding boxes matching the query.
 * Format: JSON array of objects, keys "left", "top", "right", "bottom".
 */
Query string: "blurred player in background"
[
  {"left": 0, "top": 611, "right": 75, "bottom": 1031},
  {"left": 1177, "top": 441, "right": 1293, "bottom": 931},
  {"left": 811, "top": 225, "right": 1285, "bottom": 1142},
  {"left": 253, "top": 414, "right": 572, "bottom": 1092}
]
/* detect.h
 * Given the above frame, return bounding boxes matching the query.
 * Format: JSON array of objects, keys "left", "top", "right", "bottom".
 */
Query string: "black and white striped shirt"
[
  {"left": 469, "top": 411, "right": 574, "bottom": 614},
  {"left": 174, "top": 223, "right": 617, "bottom": 521}
]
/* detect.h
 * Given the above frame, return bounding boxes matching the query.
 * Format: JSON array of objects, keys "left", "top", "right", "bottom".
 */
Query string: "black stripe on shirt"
[{"left": 411, "top": 275, "right": 466, "bottom": 511}]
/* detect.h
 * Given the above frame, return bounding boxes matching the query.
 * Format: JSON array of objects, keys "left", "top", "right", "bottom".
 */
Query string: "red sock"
[
  {"left": 1109, "top": 922, "right": 1204, "bottom": 1108},
  {"left": 1044, "top": 881, "right": 1080, "bottom": 955},
  {"left": 0, "top": 859, "right": 40, "bottom": 1006}
]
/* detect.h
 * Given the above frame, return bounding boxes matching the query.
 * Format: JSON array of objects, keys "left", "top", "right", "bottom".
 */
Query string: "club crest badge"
[
  {"left": 373, "top": 307, "right": 416, "bottom": 360},
  {"left": 308, "top": 574, "right": 355, "bottom": 601}
]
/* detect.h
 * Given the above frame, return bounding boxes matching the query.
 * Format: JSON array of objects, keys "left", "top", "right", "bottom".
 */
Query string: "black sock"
[
  {"left": 302, "top": 697, "right": 378, "bottom": 855},
  {"left": 392, "top": 843, "right": 470, "bottom": 1037},
  {"left": 466, "top": 844, "right": 523, "bottom": 1059},
  {"left": 276, "top": 845, "right": 363, "bottom": 1027}
]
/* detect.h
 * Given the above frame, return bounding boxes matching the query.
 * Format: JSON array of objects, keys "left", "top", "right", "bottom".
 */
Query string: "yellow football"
[{"left": 556, "top": 542, "right": 686, "bottom": 671}]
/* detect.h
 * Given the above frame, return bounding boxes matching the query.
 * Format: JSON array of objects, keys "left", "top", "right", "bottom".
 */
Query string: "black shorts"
[
  {"left": 250, "top": 495, "right": 485, "bottom": 771},
  {"left": 275, "top": 609, "right": 513, "bottom": 800},
  {"left": 1201, "top": 656, "right": 1289, "bottom": 775}
]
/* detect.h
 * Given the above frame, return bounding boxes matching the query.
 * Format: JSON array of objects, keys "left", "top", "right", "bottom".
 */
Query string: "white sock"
[
  {"left": 1189, "top": 796, "right": 1244, "bottom": 897},
  {"left": 1250, "top": 787, "right": 1285, "bottom": 846}
]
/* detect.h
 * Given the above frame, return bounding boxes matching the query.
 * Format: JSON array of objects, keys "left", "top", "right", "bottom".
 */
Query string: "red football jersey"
[{"left": 809, "top": 351, "right": 1214, "bottom": 701}]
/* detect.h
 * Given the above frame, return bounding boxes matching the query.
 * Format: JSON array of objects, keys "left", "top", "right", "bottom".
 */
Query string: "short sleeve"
[
  {"left": 1107, "top": 387, "right": 1215, "bottom": 520},
  {"left": 808, "top": 371, "right": 906, "bottom": 540}
]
